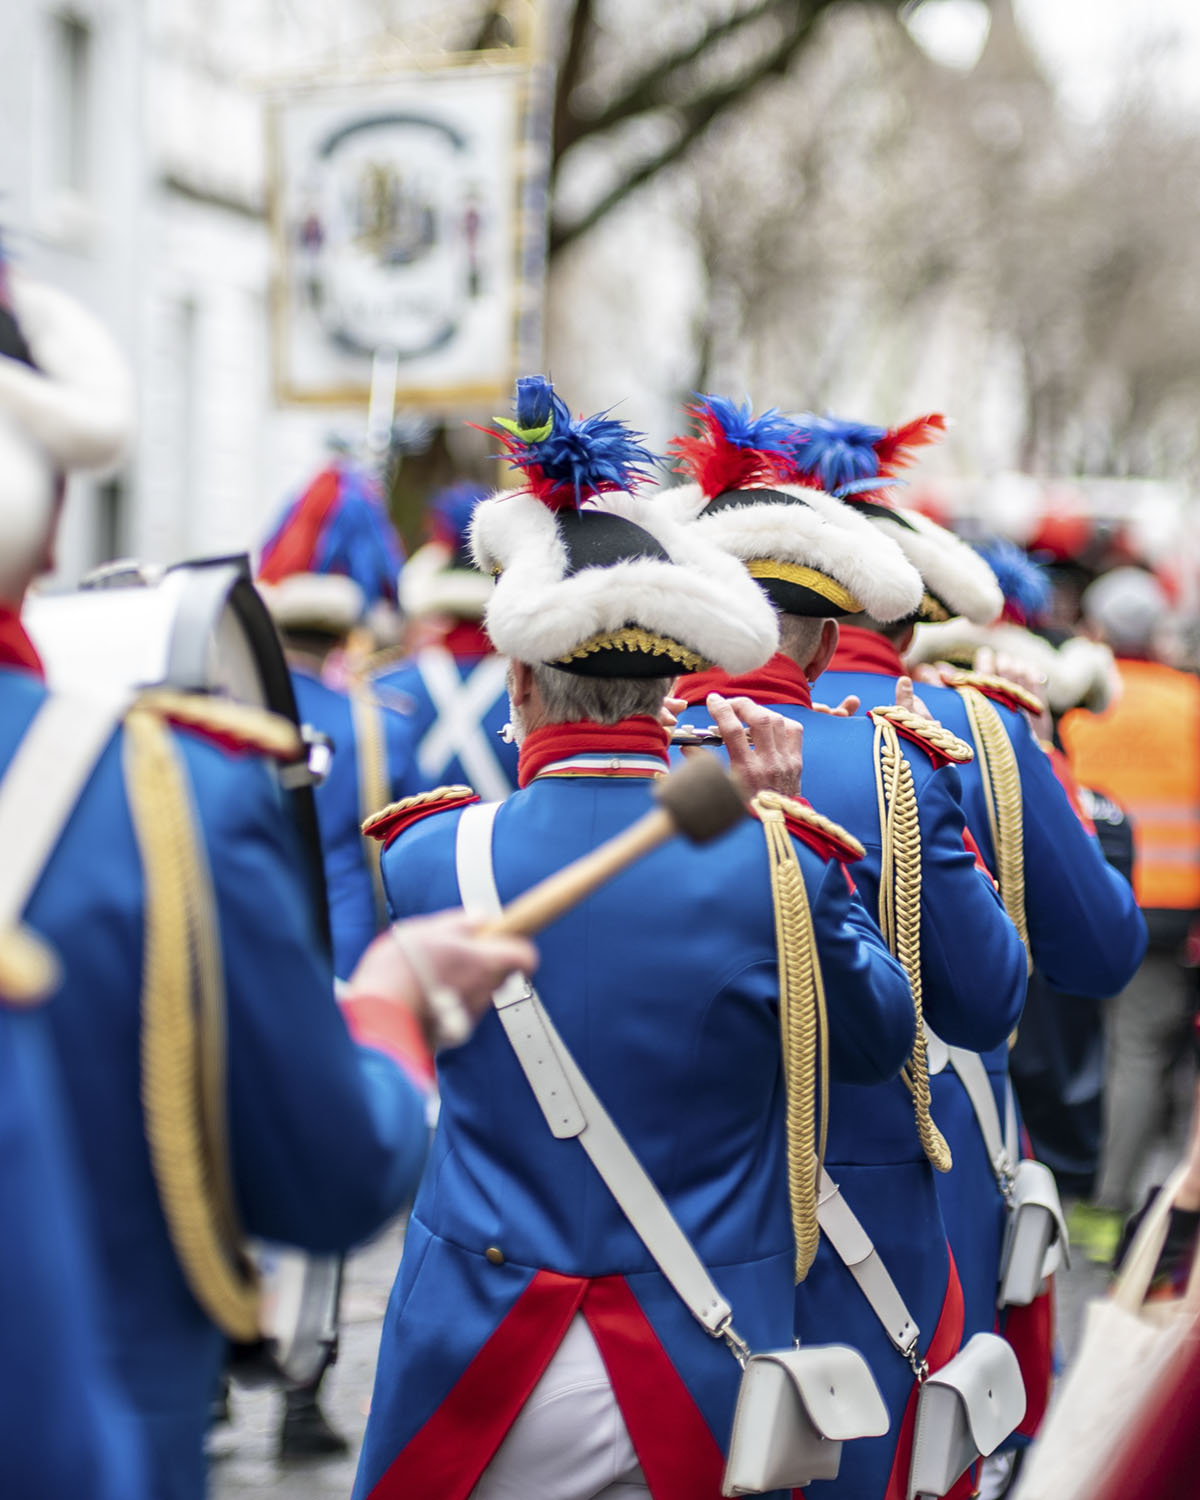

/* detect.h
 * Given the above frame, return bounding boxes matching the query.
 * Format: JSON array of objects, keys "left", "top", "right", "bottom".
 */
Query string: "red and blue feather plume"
[
  {"left": 258, "top": 460, "right": 405, "bottom": 606},
  {"left": 785, "top": 411, "right": 947, "bottom": 499},
  {"left": 669, "top": 394, "right": 797, "bottom": 498},
  {"left": 482, "top": 374, "right": 659, "bottom": 511},
  {"left": 975, "top": 539, "right": 1051, "bottom": 626}
]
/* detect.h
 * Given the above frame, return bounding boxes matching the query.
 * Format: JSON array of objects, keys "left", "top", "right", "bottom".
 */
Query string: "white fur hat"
[
  {"left": 258, "top": 572, "right": 366, "bottom": 636},
  {"left": 471, "top": 487, "right": 779, "bottom": 676},
  {"left": 469, "top": 376, "right": 778, "bottom": 676},
  {"left": 857, "top": 503, "right": 1003, "bottom": 626},
  {"left": 661, "top": 478, "right": 924, "bottom": 624},
  {"left": 0, "top": 269, "right": 135, "bottom": 592},
  {"left": 664, "top": 397, "right": 924, "bottom": 623}
]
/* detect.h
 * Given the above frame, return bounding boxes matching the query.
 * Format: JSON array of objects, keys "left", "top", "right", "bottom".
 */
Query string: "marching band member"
[
  {"left": 0, "top": 264, "right": 535, "bottom": 1500},
  {"left": 371, "top": 479, "right": 520, "bottom": 800},
  {"left": 258, "top": 464, "right": 418, "bottom": 982},
  {"left": 665, "top": 397, "right": 1028, "bottom": 1500},
  {"left": 796, "top": 410, "right": 1146, "bottom": 1468},
  {"left": 0, "top": 251, "right": 149, "bottom": 1499},
  {"left": 352, "top": 378, "right": 917, "bottom": 1500}
]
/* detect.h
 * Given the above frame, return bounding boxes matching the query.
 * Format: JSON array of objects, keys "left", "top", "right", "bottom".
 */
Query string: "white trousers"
[{"left": 469, "top": 1314, "right": 650, "bottom": 1500}]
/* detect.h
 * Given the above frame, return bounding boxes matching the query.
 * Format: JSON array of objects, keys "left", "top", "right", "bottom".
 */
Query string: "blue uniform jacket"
[
  {"left": 675, "top": 660, "right": 1026, "bottom": 1500},
  {"left": 1, "top": 665, "right": 430, "bottom": 1500},
  {"left": 354, "top": 753, "right": 915, "bottom": 1500},
  {"left": 372, "top": 643, "right": 519, "bottom": 803},
  {"left": 822, "top": 627, "right": 1146, "bottom": 1356},
  {"left": 1, "top": 999, "right": 149, "bottom": 1499},
  {"left": 292, "top": 666, "right": 418, "bottom": 978}
]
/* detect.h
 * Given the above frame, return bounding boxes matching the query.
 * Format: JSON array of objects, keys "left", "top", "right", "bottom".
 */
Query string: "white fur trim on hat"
[
  {"left": 873, "top": 508, "right": 1002, "bottom": 625},
  {"left": 399, "top": 541, "right": 493, "bottom": 621},
  {"left": 469, "top": 488, "right": 779, "bottom": 674},
  {"left": 909, "top": 620, "right": 1118, "bottom": 715},
  {"left": 658, "top": 480, "right": 924, "bottom": 624},
  {"left": 259, "top": 573, "right": 366, "bottom": 635},
  {"left": 0, "top": 274, "right": 135, "bottom": 595},
  {"left": 0, "top": 275, "right": 135, "bottom": 472}
]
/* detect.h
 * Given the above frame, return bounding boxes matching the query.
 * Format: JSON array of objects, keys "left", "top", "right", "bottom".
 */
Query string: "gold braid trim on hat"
[
  {"left": 956, "top": 686, "right": 1031, "bottom": 970},
  {"left": 0, "top": 925, "right": 60, "bottom": 1006},
  {"left": 745, "top": 560, "right": 862, "bottom": 614},
  {"left": 551, "top": 627, "right": 707, "bottom": 672},
  {"left": 135, "top": 690, "right": 304, "bottom": 761},
  {"left": 123, "top": 705, "right": 260, "bottom": 1342},
  {"left": 871, "top": 714, "right": 953, "bottom": 1174},
  {"left": 753, "top": 790, "right": 829, "bottom": 1281},
  {"left": 349, "top": 683, "right": 389, "bottom": 926},
  {"left": 869, "top": 704, "right": 975, "bottom": 765},
  {"left": 918, "top": 592, "right": 954, "bottom": 624}
]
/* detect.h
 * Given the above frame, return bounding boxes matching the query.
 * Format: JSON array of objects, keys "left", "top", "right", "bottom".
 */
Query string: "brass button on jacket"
[{"left": 484, "top": 1246, "right": 505, "bottom": 1266}]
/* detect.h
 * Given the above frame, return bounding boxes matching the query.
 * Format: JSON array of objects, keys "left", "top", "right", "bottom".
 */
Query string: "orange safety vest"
[{"left": 1060, "top": 659, "right": 1200, "bottom": 911}]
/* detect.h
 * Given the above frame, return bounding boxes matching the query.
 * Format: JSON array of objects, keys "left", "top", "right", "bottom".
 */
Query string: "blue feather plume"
[
  {"left": 788, "top": 414, "right": 889, "bottom": 495},
  {"left": 975, "top": 540, "right": 1051, "bottom": 625}
]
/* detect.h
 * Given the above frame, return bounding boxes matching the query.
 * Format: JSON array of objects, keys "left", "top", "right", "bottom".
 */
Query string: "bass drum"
[{"left": 25, "top": 553, "right": 341, "bottom": 1389}]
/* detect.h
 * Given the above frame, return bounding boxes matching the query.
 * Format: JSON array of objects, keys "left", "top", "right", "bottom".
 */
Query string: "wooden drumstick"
[{"left": 478, "top": 755, "right": 747, "bottom": 939}]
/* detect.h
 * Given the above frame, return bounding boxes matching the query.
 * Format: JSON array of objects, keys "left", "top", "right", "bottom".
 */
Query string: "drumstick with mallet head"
[{"left": 477, "top": 753, "right": 747, "bottom": 939}]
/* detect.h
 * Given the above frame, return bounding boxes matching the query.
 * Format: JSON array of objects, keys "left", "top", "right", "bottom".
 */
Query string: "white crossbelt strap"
[
  {"left": 416, "top": 649, "right": 512, "bottom": 802},
  {"left": 0, "top": 693, "right": 125, "bottom": 927},
  {"left": 454, "top": 800, "right": 734, "bottom": 1337},
  {"left": 944, "top": 1044, "right": 1019, "bottom": 1189},
  {"left": 817, "top": 1167, "right": 921, "bottom": 1357}
]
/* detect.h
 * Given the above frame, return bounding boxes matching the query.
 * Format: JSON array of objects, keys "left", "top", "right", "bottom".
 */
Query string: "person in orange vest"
[{"left": 1060, "top": 565, "right": 1200, "bottom": 1257}]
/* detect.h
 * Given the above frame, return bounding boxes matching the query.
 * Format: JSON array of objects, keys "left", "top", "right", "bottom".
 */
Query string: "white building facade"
[{"left": 1, "top": 0, "right": 413, "bottom": 586}]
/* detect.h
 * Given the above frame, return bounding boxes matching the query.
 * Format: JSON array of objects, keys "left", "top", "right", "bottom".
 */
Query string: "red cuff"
[{"left": 341, "top": 992, "right": 435, "bottom": 1090}]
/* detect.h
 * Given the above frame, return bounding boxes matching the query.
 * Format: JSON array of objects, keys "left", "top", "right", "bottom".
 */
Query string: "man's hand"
[
  {"left": 812, "top": 693, "right": 861, "bottom": 718},
  {"left": 349, "top": 911, "right": 537, "bottom": 1050},
  {"left": 975, "top": 645, "right": 1054, "bottom": 740},
  {"left": 895, "top": 674, "right": 935, "bottom": 722},
  {"left": 707, "top": 692, "right": 803, "bottom": 800},
  {"left": 657, "top": 694, "right": 688, "bottom": 730}
]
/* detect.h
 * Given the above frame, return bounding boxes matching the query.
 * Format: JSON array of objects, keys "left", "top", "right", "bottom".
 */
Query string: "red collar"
[
  {"left": 517, "top": 716, "right": 670, "bottom": 788},
  {"left": 0, "top": 606, "right": 44, "bottom": 679},
  {"left": 829, "top": 624, "right": 905, "bottom": 679},
  {"left": 675, "top": 652, "right": 813, "bottom": 710},
  {"left": 440, "top": 620, "right": 494, "bottom": 658}
]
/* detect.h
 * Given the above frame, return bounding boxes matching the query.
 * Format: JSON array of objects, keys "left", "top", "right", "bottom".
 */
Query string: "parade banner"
[{"left": 269, "top": 60, "right": 546, "bottom": 409}]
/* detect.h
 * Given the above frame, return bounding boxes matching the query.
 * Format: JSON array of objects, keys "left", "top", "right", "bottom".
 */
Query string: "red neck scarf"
[
  {"left": 0, "top": 606, "right": 44, "bottom": 679},
  {"left": 517, "top": 716, "right": 670, "bottom": 788},
  {"left": 675, "top": 652, "right": 813, "bottom": 710},
  {"left": 829, "top": 624, "right": 905, "bottom": 679}
]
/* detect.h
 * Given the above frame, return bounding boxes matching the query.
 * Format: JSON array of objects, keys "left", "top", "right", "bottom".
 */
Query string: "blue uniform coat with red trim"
[
  {"left": 822, "top": 628, "right": 1146, "bottom": 1420},
  {"left": 0, "top": 996, "right": 150, "bottom": 1498},
  {"left": 0, "top": 665, "right": 430, "bottom": 1500},
  {"left": 675, "top": 674, "right": 1027, "bottom": 1500},
  {"left": 353, "top": 764, "right": 916, "bottom": 1500}
]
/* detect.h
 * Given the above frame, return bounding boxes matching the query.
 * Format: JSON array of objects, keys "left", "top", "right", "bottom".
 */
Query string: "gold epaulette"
[
  {"left": 132, "top": 690, "right": 304, "bottom": 762},
  {"left": 941, "top": 669, "right": 1045, "bottom": 718},
  {"left": 360, "top": 644, "right": 410, "bottom": 680},
  {"left": 868, "top": 704, "right": 974, "bottom": 765},
  {"left": 363, "top": 784, "right": 478, "bottom": 843},
  {"left": 752, "top": 791, "right": 865, "bottom": 864}
]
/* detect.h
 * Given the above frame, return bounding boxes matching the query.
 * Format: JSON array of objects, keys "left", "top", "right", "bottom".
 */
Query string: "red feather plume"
[
  {"left": 873, "top": 413, "right": 947, "bottom": 477},
  {"left": 668, "top": 402, "right": 794, "bottom": 499}
]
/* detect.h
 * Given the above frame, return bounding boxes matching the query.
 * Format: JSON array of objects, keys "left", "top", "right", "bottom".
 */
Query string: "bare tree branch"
[
  {"left": 551, "top": 2, "right": 839, "bottom": 256},
  {"left": 553, "top": 0, "right": 596, "bottom": 157},
  {"left": 555, "top": 0, "right": 795, "bottom": 160}
]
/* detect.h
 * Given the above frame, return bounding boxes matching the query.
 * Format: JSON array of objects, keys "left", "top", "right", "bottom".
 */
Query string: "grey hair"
[
  {"left": 525, "top": 663, "right": 673, "bottom": 727},
  {"left": 777, "top": 614, "right": 827, "bottom": 672}
]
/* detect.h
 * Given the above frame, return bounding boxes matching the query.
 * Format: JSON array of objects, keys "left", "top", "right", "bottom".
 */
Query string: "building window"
[
  {"left": 96, "top": 475, "right": 126, "bottom": 566},
  {"left": 49, "top": 13, "right": 92, "bottom": 199}
]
